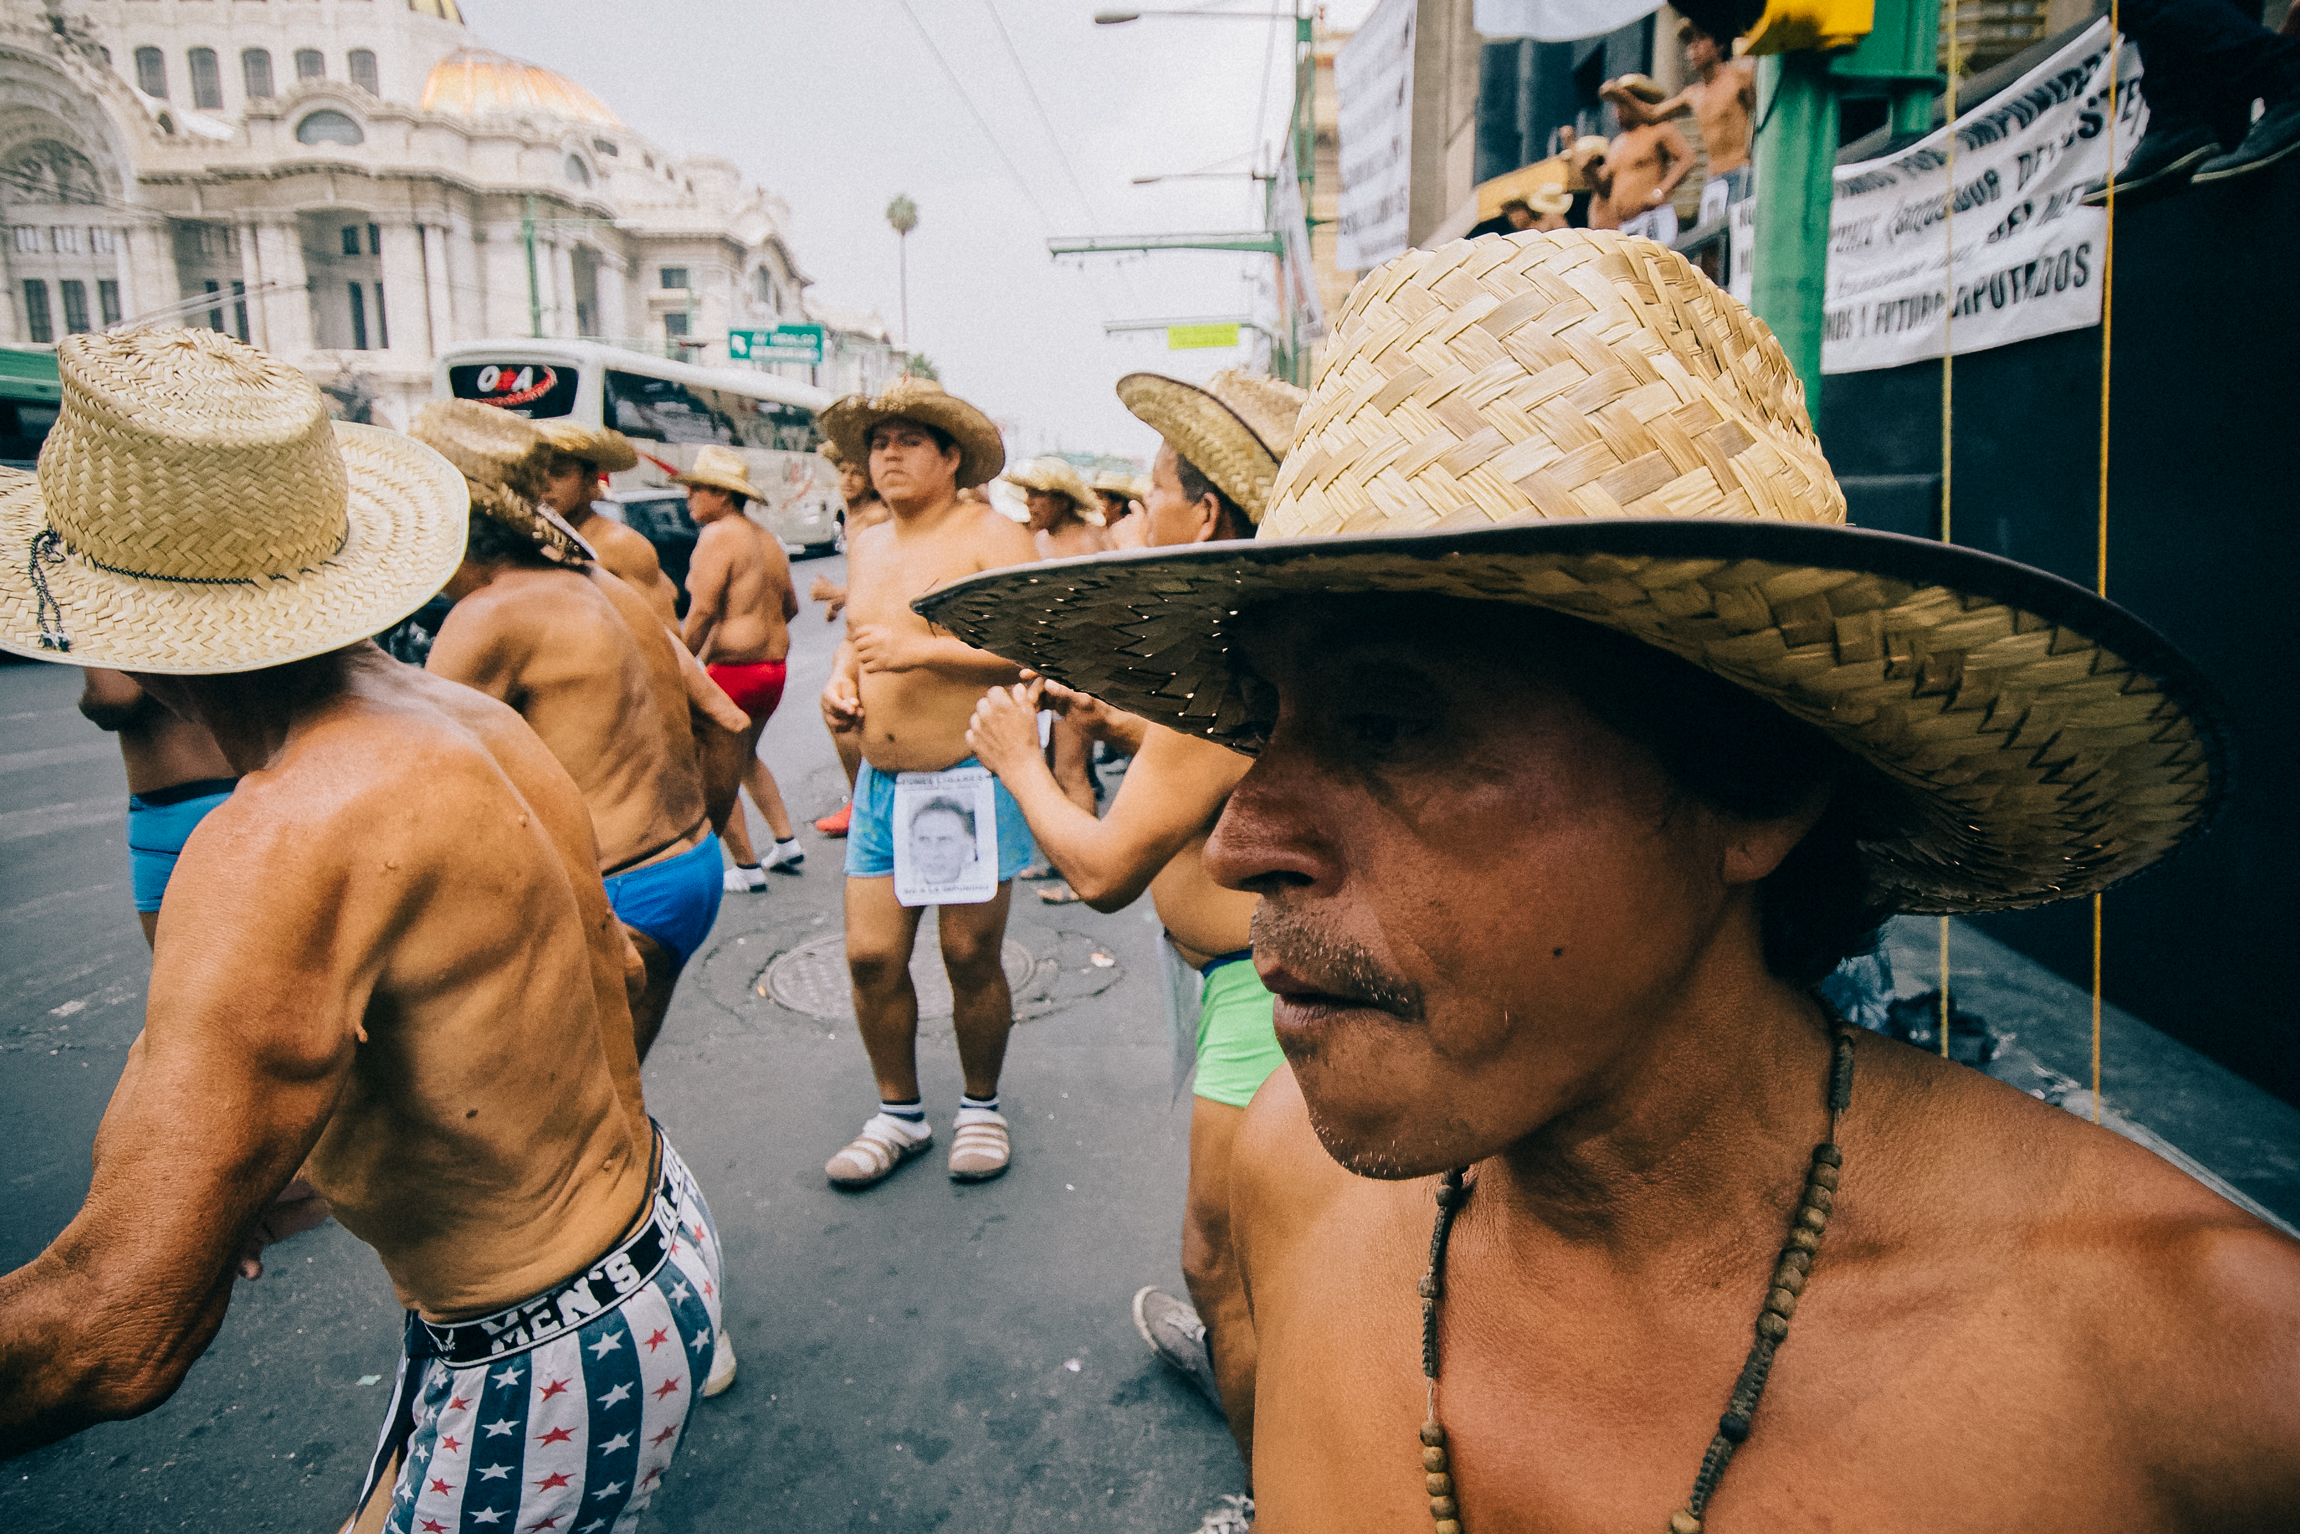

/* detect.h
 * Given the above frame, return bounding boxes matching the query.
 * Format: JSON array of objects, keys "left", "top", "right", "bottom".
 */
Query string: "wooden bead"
[
  {"left": 1809, "top": 1162, "right": 1841, "bottom": 1191},
  {"left": 1787, "top": 1226, "right": 1821, "bottom": 1254},
  {"left": 1757, "top": 1311, "right": 1789, "bottom": 1341},
  {"left": 1419, "top": 1274, "right": 1439, "bottom": 1299},
  {"left": 1764, "top": 1286, "right": 1799, "bottom": 1319},
  {"left": 1795, "top": 1205, "right": 1827, "bottom": 1233},
  {"left": 1420, "top": 1422, "right": 1448, "bottom": 1448},
  {"left": 1802, "top": 1184, "right": 1835, "bottom": 1216},
  {"left": 1813, "top": 1144, "right": 1843, "bottom": 1168},
  {"left": 1431, "top": 1496, "right": 1459, "bottom": 1519},
  {"left": 1423, "top": 1446, "right": 1450, "bottom": 1473},
  {"left": 1435, "top": 1521, "right": 1464, "bottom": 1534},
  {"left": 1670, "top": 1511, "right": 1704, "bottom": 1533},
  {"left": 1427, "top": 1473, "right": 1453, "bottom": 1497},
  {"left": 1778, "top": 1247, "right": 1812, "bottom": 1275},
  {"left": 1772, "top": 1262, "right": 1808, "bottom": 1296}
]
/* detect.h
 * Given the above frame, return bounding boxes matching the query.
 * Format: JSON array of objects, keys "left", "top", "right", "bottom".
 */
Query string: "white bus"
[{"left": 432, "top": 340, "right": 842, "bottom": 556}]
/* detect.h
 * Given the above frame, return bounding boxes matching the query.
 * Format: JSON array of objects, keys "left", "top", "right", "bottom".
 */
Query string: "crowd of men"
[{"left": 1, "top": 211, "right": 2296, "bottom": 1534}]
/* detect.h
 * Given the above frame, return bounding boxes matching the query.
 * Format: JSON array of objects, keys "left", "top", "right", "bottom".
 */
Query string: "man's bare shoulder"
[
  {"left": 1233, "top": 1064, "right": 1386, "bottom": 1244},
  {"left": 959, "top": 505, "right": 1040, "bottom": 570}
]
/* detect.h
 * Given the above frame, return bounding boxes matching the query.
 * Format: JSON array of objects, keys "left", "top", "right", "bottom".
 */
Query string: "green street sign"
[
  {"left": 1168, "top": 323, "right": 1241, "bottom": 351},
  {"left": 727, "top": 327, "right": 769, "bottom": 359},
  {"left": 727, "top": 324, "right": 824, "bottom": 364}
]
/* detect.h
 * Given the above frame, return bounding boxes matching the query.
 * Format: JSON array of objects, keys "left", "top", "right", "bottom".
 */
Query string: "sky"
[{"left": 464, "top": 0, "right": 1382, "bottom": 466}]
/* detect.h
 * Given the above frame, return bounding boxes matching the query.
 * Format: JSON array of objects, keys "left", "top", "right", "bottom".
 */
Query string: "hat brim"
[
  {"left": 1004, "top": 474, "right": 1105, "bottom": 526},
  {"left": 671, "top": 468, "right": 759, "bottom": 501},
  {"left": 914, "top": 519, "right": 2229, "bottom": 915},
  {"left": 821, "top": 394, "right": 1005, "bottom": 490},
  {"left": 1117, "top": 374, "right": 1279, "bottom": 522},
  {"left": 0, "top": 423, "right": 470, "bottom": 673}
]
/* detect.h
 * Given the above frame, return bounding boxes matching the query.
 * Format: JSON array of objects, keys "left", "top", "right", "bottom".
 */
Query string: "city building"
[{"left": 0, "top": 0, "right": 896, "bottom": 426}]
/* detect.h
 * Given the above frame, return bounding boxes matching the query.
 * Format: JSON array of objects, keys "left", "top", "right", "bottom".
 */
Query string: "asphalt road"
[{"left": 5, "top": 553, "right": 2296, "bottom": 1533}]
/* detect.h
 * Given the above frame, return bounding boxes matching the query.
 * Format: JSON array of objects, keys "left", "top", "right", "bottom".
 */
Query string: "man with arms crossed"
[
  {"left": 966, "top": 369, "right": 1304, "bottom": 1464},
  {"left": 78, "top": 667, "right": 238, "bottom": 947},
  {"left": 811, "top": 439, "right": 891, "bottom": 837},
  {"left": 0, "top": 331, "right": 725, "bottom": 1534},
  {"left": 920, "top": 235, "right": 2300, "bottom": 1529},
  {"left": 532, "top": 420, "right": 683, "bottom": 627},
  {"left": 680, "top": 444, "right": 806, "bottom": 890},
  {"left": 417, "top": 402, "right": 747, "bottom": 1074},
  {"left": 816, "top": 377, "right": 1039, "bottom": 1187}
]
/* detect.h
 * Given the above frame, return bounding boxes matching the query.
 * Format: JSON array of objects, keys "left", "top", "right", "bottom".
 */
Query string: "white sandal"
[
  {"left": 825, "top": 1114, "right": 932, "bottom": 1189},
  {"left": 948, "top": 1110, "right": 1011, "bottom": 1182}
]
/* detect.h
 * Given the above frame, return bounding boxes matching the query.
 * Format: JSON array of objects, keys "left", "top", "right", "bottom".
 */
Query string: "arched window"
[
  {"left": 754, "top": 268, "right": 775, "bottom": 310},
  {"left": 348, "top": 49, "right": 379, "bottom": 96},
  {"left": 134, "top": 46, "right": 168, "bottom": 100},
  {"left": 564, "top": 154, "right": 590, "bottom": 186},
  {"left": 243, "top": 49, "right": 274, "bottom": 101},
  {"left": 294, "top": 110, "right": 364, "bottom": 147},
  {"left": 294, "top": 49, "right": 325, "bottom": 83},
  {"left": 188, "top": 48, "right": 223, "bottom": 111}
]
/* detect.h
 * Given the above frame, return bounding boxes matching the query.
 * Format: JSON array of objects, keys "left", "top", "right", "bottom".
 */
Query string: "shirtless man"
[
  {"left": 1611, "top": 21, "right": 1758, "bottom": 228},
  {"left": 534, "top": 420, "right": 683, "bottom": 627},
  {"left": 964, "top": 368, "right": 1304, "bottom": 1468},
  {"left": 77, "top": 668, "right": 237, "bottom": 946},
  {"left": 913, "top": 235, "right": 2300, "bottom": 1531},
  {"left": 417, "top": 401, "right": 744, "bottom": 1064},
  {"left": 814, "top": 377, "right": 1039, "bottom": 1188},
  {"left": 679, "top": 444, "right": 804, "bottom": 890},
  {"left": 1005, "top": 455, "right": 1111, "bottom": 562},
  {"left": 1599, "top": 74, "right": 1695, "bottom": 243},
  {"left": 0, "top": 330, "right": 724, "bottom": 1534},
  {"left": 810, "top": 442, "right": 891, "bottom": 838}
]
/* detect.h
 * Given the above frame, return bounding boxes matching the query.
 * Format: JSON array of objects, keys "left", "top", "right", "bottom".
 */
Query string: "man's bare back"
[
  {"left": 576, "top": 510, "right": 681, "bottom": 628},
  {"left": 428, "top": 565, "right": 695, "bottom": 872},
  {"left": 838, "top": 500, "right": 1037, "bottom": 773},
  {"left": 683, "top": 510, "right": 793, "bottom": 667},
  {"left": 1234, "top": 1036, "right": 2300, "bottom": 1530}
]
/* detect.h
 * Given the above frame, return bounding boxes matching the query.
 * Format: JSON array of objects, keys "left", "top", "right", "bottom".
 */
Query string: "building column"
[
  {"left": 126, "top": 220, "right": 175, "bottom": 328},
  {"left": 594, "top": 249, "right": 628, "bottom": 341},
  {"left": 254, "top": 222, "right": 312, "bottom": 354},
  {"left": 421, "top": 222, "right": 453, "bottom": 355},
  {"left": 237, "top": 222, "right": 267, "bottom": 348},
  {"left": 550, "top": 239, "right": 576, "bottom": 340},
  {"left": 446, "top": 212, "right": 481, "bottom": 342},
  {"left": 486, "top": 225, "right": 530, "bottom": 340},
  {"left": 376, "top": 222, "right": 428, "bottom": 364}
]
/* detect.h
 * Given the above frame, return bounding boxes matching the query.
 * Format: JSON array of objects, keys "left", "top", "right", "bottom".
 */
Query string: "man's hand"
[
  {"left": 967, "top": 682, "right": 1047, "bottom": 782},
  {"left": 234, "top": 1178, "right": 333, "bottom": 1281},
  {"left": 1039, "top": 679, "right": 1148, "bottom": 756},
  {"left": 808, "top": 575, "right": 849, "bottom": 621},
  {"left": 849, "top": 623, "right": 924, "bottom": 674},
  {"left": 821, "top": 672, "right": 864, "bottom": 731}
]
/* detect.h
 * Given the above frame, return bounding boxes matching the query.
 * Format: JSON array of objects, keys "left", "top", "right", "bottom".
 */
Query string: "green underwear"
[{"left": 1193, "top": 955, "right": 1285, "bottom": 1109}]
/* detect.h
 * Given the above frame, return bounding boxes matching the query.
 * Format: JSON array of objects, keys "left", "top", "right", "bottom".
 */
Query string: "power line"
[
  {"left": 981, "top": 0, "right": 1101, "bottom": 230},
  {"left": 893, "top": 0, "right": 1056, "bottom": 228}
]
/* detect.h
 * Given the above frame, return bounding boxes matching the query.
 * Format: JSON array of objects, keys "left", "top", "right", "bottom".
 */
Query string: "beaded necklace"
[{"left": 1416, "top": 1017, "right": 1859, "bottom": 1534}]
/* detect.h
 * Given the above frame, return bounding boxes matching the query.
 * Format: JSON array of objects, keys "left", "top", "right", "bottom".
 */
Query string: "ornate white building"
[{"left": 0, "top": 0, "right": 897, "bottom": 425}]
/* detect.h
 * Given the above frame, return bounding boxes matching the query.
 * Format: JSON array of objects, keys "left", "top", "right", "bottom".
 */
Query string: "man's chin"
[{"left": 1293, "top": 1071, "right": 1483, "bottom": 1181}]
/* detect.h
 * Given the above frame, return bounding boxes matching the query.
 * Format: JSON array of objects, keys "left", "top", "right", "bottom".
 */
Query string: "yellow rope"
[
  {"left": 2091, "top": 6, "right": 2121, "bottom": 1124},
  {"left": 1938, "top": 0, "right": 1959, "bottom": 1060}
]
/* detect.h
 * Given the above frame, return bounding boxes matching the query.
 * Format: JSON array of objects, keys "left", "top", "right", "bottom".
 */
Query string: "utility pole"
[{"left": 886, "top": 194, "right": 918, "bottom": 355}]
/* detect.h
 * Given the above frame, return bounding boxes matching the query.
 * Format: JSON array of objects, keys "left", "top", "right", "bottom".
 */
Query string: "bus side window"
[{"left": 606, "top": 369, "right": 738, "bottom": 445}]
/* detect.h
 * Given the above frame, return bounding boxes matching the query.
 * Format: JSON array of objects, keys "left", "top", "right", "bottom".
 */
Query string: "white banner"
[
  {"left": 1274, "top": 136, "right": 1327, "bottom": 345},
  {"left": 1821, "top": 19, "right": 2145, "bottom": 375},
  {"left": 1335, "top": 0, "right": 1418, "bottom": 271},
  {"left": 1472, "top": 0, "right": 1662, "bottom": 42}
]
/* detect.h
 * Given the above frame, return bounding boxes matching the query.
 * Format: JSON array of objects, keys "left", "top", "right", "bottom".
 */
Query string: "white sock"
[
  {"left": 956, "top": 1093, "right": 1002, "bottom": 1124},
  {"left": 874, "top": 1100, "right": 929, "bottom": 1142}
]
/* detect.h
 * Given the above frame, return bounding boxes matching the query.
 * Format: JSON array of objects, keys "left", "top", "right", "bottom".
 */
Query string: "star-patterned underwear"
[{"left": 352, "top": 1127, "right": 725, "bottom": 1534}]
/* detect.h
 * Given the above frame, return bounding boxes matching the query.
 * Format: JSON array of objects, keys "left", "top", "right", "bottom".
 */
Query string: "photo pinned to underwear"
[{"left": 892, "top": 765, "right": 1000, "bottom": 908}]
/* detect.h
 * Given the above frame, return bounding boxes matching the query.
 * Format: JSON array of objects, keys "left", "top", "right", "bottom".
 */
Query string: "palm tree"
[{"left": 885, "top": 194, "right": 919, "bottom": 352}]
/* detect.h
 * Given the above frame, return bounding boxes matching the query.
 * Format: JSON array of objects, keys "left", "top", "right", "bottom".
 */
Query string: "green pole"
[
  {"left": 1750, "top": 52, "right": 1840, "bottom": 414},
  {"left": 522, "top": 196, "right": 541, "bottom": 340}
]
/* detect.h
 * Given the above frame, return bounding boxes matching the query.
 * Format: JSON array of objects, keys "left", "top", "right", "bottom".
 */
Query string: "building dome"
[{"left": 419, "top": 48, "right": 622, "bottom": 128}]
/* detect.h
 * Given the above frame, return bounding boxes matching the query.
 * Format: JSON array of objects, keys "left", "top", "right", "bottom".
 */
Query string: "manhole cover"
[{"left": 765, "top": 930, "right": 1036, "bottom": 1022}]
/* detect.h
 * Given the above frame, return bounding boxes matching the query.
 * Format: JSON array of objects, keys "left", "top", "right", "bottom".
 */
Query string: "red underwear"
[{"left": 707, "top": 659, "right": 787, "bottom": 721}]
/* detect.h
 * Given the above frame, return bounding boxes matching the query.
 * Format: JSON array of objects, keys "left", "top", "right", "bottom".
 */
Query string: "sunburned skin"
[
  {"left": 0, "top": 646, "right": 651, "bottom": 1453},
  {"left": 1205, "top": 596, "right": 2300, "bottom": 1531},
  {"left": 538, "top": 459, "right": 681, "bottom": 629},
  {"left": 682, "top": 488, "right": 794, "bottom": 668}
]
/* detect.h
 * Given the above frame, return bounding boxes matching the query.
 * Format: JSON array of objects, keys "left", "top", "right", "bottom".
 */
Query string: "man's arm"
[
  {"left": 0, "top": 795, "right": 376, "bottom": 1454},
  {"left": 1652, "top": 123, "right": 1696, "bottom": 203},
  {"left": 968, "top": 684, "right": 1246, "bottom": 911},
  {"left": 680, "top": 525, "right": 731, "bottom": 661},
  {"left": 821, "top": 640, "right": 864, "bottom": 734},
  {"left": 759, "top": 529, "right": 799, "bottom": 624},
  {"left": 849, "top": 624, "right": 1026, "bottom": 684},
  {"left": 77, "top": 667, "right": 151, "bottom": 732}
]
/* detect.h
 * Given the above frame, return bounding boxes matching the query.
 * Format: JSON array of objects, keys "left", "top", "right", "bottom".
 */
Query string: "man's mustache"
[{"left": 1249, "top": 905, "right": 1427, "bottom": 1023}]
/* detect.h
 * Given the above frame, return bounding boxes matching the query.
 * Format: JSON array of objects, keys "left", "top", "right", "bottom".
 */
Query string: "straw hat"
[
  {"left": 534, "top": 419, "right": 639, "bottom": 475},
  {"left": 1114, "top": 369, "right": 1308, "bottom": 525},
  {"left": 915, "top": 233, "right": 2225, "bottom": 914},
  {"left": 1528, "top": 181, "right": 1572, "bottom": 217},
  {"left": 819, "top": 438, "right": 852, "bottom": 470},
  {"left": 1092, "top": 468, "right": 1149, "bottom": 502},
  {"left": 1606, "top": 72, "right": 1668, "bottom": 104},
  {"left": 1004, "top": 455, "right": 1104, "bottom": 526},
  {"left": 0, "top": 329, "right": 466, "bottom": 672},
  {"left": 673, "top": 444, "right": 762, "bottom": 502},
  {"left": 820, "top": 376, "right": 1005, "bottom": 489},
  {"left": 410, "top": 400, "right": 596, "bottom": 566}
]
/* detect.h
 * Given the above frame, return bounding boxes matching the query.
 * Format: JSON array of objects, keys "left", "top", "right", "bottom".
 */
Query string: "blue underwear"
[
  {"left": 843, "top": 756, "right": 1036, "bottom": 884},
  {"left": 602, "top": 832, "right": 725, "bottom": 967},
  {"left": 125, "top": 778, "right": 238, "bottom": 913}
]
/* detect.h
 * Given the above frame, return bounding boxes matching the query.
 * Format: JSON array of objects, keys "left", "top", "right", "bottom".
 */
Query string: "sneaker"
[
  {"left": 704, "top": 1328, "right": 737, "bottom": 1397},
  {"left": 1132, "top": 1286, "right": 1222, "bottom": 1408},
  {"left": 764, "top": 839, "right": 805, "bottom": 873},
  {"left": 1188, "top": 1494, "right": 1254, "bottom": 1532},
  {"left": 2083, "top": 120, "right": 2219, "bottom": 205},
  {"left": 722, "top": 863, "right": 767, "bottom": 894},
  {"left": 2192, "top": 98, "right": 2300, "bottom": 185},
  {"left": 814, "top": 800, "right": 852, "bottom": 836}
]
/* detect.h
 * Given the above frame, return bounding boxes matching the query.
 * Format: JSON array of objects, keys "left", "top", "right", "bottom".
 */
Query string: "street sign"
[
  {"left": 1167, "top": 323, "right": 1241, "bottom": 351},
  {"left": 729, "top": 324, "right": 825, "bottom": 364}
]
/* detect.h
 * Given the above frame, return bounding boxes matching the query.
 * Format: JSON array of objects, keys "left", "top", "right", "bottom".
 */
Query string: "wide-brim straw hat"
[
  {"left": 915, "top": 232, "right": 2226, "bottom": 914},
  {"left": 820, "top": 376, "right": 1005, "bottom": 489},
  {"left": 1092, "top": 469, "right": 1149, "bottom": 502},
  {"left": 672, "top": 443, "right": 762, "bottom": 502},
  {"left": 0, "top": 329, "right": 466, "bottom": 673},
  {"left": 1607, "top": 72, "right": 1668, "bottom": 103},
  {"left": 411, "top": 400, "right": 595, "bottom": 566},
  {"left": 1115, "top": 369, "right": 1308, "bottom": 525},
  {"left": 534, "top": 419, "right": 639, "bottom": 475},
  {"left": 1005, "top": 455, "right": 1104, "bottom": 526}
]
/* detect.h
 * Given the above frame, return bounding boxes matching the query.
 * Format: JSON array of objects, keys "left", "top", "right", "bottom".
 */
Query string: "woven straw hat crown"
[
  {"left": 1115, "top": 368, "right": 1307, "bottom": 523},
  {"left": 821, "top": 375, "right": 1006, "bottom": 489},
  {"left": 1268, "top": 231, "right": 1841, "bottom": 538},
  {"left": 1005, "top": 455, "right": 1101, "bottom": 523},
  {"left": 40, "top": 328, "right": 350, "bottom": 582},
  {"left": 410, "top": 399, "right": 592, "bottom": 563}
]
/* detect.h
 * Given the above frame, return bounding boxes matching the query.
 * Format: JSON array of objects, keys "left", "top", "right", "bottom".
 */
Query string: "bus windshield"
[{"left": 447, "top": 360, "right": 580, "bottom": 418}]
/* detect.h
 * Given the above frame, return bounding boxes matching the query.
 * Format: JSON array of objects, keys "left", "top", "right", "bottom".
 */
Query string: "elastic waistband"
[
  {"left": 706, "top": 658, "right": 786, "bottom": 676},
  {"left": 405, "top": 1145, "right": 692, "bottom": 1369},
  {"left": 603, "top": 819, "right": 712, "bottom": 879},
  {"left": 129, "top": 777, "right": 239, "bottom": 809}
]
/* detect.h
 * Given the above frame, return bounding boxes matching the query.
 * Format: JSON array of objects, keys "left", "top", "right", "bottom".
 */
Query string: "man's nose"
[{"left": 1205, "top": 738, "right": 1337, "bottom": 897}]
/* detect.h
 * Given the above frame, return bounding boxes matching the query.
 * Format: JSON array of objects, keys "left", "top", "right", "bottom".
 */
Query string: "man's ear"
[
  {"left": 1190, "top": 494, "right": 1225, "bottom": 545},
  {"left": 1719, "top": 782, "right": 1831, "bottom": 887}
]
